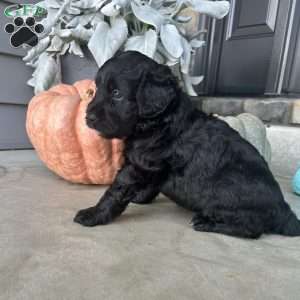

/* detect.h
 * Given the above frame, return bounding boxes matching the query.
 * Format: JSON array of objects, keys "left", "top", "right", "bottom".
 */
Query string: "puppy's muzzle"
[
  {"left": 86, "top": 113, "right": 98, "bottom": 130},
  {"left": 86, "top": 113, "right": 97, "bottom": 122}
]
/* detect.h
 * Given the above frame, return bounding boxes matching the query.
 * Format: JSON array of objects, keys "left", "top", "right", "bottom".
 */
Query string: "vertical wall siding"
[
  {"left": 0, "top": 1, "right": 39, "bottom": 149},
  {"left": 0, "top": 1, "right": 99, "bottom": 149}
]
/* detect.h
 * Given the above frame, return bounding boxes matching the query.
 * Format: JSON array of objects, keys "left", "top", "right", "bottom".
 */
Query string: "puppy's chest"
[
  {"left": 125, "top": 140, "right": 168, "bottom": 171},
  {"left": 125, "top": 132, "right": 210, "bottom": 175}
]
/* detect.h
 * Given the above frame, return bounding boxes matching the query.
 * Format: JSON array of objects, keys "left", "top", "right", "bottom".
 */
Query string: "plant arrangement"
[{"left": 20, "top": 0, "right": 230, "bottom": 95}]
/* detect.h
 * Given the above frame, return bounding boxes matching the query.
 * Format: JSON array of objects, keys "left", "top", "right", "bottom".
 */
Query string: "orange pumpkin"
[{"left": 26, "top": 80, "right": 124, "bottom": 184}]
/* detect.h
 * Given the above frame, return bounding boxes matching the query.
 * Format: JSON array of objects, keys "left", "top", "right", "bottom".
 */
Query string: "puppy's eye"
[
  {"left": 112, "top": 89, "right": 120, "bottom": 97},
  {"left": 112, "top": 89, "right": 123, "bottom": 101}
]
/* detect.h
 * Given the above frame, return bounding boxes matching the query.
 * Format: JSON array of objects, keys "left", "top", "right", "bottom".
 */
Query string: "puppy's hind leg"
[{"left": 191, "top": 211, "right": 263, "bottom": 239}]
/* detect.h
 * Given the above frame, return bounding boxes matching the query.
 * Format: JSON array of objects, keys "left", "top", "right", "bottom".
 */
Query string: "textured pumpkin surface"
[{"left": 26, "top": 80, "right": 124, "bottom": 184}]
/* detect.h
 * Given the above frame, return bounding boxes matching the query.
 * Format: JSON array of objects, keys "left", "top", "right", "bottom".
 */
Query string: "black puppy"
[{"left": 74, "top": 51, "right": 300, "bottom": 239}]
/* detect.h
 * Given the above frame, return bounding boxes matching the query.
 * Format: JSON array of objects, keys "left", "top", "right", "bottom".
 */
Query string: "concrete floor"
[{"left": 1, "top": 150, "right": 300, "bottom": 300}]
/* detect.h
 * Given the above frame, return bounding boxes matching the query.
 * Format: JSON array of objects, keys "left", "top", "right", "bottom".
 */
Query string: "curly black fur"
[{"left": 74, "top": 51, "right": 300, "bottom": 239}]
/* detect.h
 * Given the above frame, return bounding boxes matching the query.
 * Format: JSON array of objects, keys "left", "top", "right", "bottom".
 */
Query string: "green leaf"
[
  {"left": 190, "top": 39, "right": 205, "bottom": 48},
  {"left": 160, "top": 24, "right": 183, "bottom": 58},
  {"left": 182, "top": 74, "right": 200, "bottom": 96},
  {"left": 157, "top": 42, "right": 179, "bottom": 66},
  {"left": 189, "top": 75, "right": 204, "bottom": 85},
  {"left": 66, "top": 12, "right": 104, "bottom": 28},
  {"left": 47, "top": 35, "right": 65, "bottom": 52},
  {"left": 187, "top": 0, "right": 230, "bottom": 19},
  {"left": 125, "top": 29, "right": 157, "bottom": 58},
  {"left": 71, "top": 0, "right": 107, "bottom": 10},
  {"left": 31, "top": 53, "right": 61, "bottom": 94},
  {"left": 131, "top": 1, "right": 165, "bottom": 31},
  {"left": 101, "top": 2, "right": 121, "bottom": 17},
  {"left": 23, "top": 37, "right": 50, "bottom": 62},
  {"left": 180, "top": 36, "right": 191, "bottom": 74},
  {"left": 43, "top": 0, "right": 61, "bottom": 9},
  {"left": 88, "top": 17, "right": 128, "bottom": 67},
  {"left": 69, "top": 41, "right": 84, "bottom": 57},
  {"left": 175, "top": 15, "right": 192, "bottom": 23}
]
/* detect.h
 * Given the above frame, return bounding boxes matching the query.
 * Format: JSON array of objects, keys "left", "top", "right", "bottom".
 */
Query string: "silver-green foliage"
[{"left": 23, "top": 0, "right": 230, "bottom": 95}]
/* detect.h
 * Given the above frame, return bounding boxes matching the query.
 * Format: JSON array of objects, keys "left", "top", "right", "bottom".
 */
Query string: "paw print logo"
[{"left": 5, "top": 17, "right": 44, "bottom": 48}]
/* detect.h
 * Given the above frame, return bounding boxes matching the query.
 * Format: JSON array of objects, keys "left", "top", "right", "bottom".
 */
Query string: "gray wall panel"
[
  {"left": 0, "top": 1, "right": 38, "bottom": 149},
  {"left": 0, "top": 54, "right": 34, "bottom": 104},
  {"left": 0, "top": 104, "right": 31, "bottom": 149},
  {"left": 62, "top": 48, "right": 98, "bottom": 84}
]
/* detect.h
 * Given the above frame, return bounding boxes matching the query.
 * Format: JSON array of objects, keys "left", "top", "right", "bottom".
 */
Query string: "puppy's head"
[{"left": 86, "top": 51, "right": 178, "bottom": 139}]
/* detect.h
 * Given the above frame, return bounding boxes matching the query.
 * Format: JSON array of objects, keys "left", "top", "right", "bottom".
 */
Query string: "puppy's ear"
[{"left": 136, "top": 64, "right": 177, "bottom": 119}]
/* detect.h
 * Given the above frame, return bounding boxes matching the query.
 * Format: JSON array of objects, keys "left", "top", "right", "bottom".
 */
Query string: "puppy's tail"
[{"left": 278, "top": 212, "right": 300, "bottom": 237}]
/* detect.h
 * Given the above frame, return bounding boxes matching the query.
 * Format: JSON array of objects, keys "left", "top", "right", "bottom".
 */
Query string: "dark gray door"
[
  {"left": 283, "top": 0, "right": 300, "bottom": 95},
  {"left": 209, "top": 0, "right": 296, "bottom": 95}
]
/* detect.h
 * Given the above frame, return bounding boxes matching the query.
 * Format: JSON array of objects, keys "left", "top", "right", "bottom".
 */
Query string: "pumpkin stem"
[{"left": 86, "top": 89, "right": 94, "bottom": 99}]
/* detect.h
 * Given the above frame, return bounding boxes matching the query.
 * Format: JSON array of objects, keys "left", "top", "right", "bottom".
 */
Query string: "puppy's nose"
[{"left": 86, "top": 113, "right": 97, "bottom": 122}]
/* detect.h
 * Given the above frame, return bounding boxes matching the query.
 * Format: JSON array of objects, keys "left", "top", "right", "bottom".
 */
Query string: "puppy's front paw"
[
  {"left": 74, "top": 206, "right": 108, "bottom": 227},
  {"left": 191, "top": 213, "right": 211, "bottom": 229}
]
